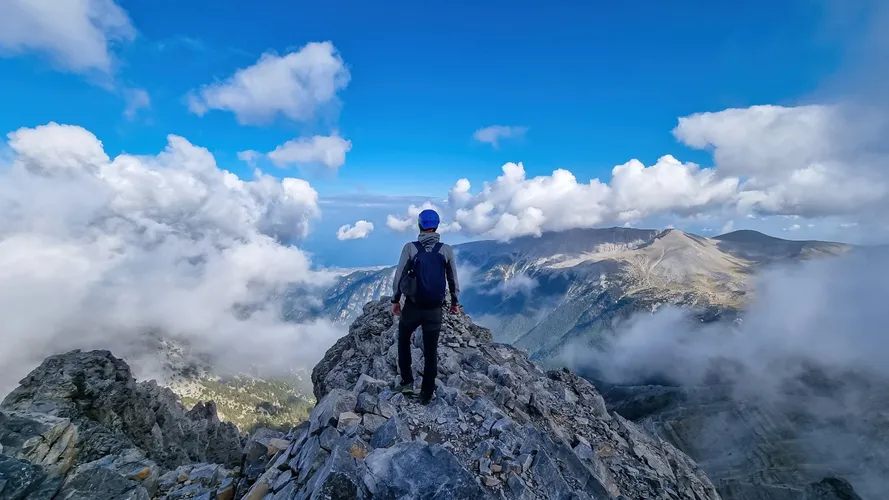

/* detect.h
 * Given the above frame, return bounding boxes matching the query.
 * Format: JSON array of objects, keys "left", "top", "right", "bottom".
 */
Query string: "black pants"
[{"left": 397, "top": 300, "right": 443, "bottom": 399}]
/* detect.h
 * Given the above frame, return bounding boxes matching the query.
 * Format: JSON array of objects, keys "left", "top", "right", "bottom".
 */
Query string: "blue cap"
[{"left": 418, "top": 209, "right": 440, "bottom": 230}]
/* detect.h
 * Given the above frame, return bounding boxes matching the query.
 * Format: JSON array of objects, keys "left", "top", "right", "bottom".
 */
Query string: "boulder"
[
  {"left": 0, "top": 350, "right": 242, "bottom": 469},
  {"left": 365, "top": 442, "right": 488, "bottom": 499},
  {"left": 0, "top": 453, "right": 62, "bottom": 500}
]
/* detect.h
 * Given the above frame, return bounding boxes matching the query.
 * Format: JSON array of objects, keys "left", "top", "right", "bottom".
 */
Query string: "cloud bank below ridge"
[{"left": 0, "top": 122, "right": 344, "bottom": 393}]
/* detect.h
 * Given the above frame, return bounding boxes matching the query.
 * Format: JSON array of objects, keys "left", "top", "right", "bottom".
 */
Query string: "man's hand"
[
  {"left": 392, "top": 301, "right": 401, "bottom": 317},
  {"left": 448, "top": 303, "right": 462, "bottom": 315}
]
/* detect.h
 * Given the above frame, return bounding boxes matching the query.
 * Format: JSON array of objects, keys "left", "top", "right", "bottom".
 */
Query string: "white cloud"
[
  {"left": 123, "top": 88, "right": 150, "bottom": 119},
  {"left": 389, "top": 156, "right": 737, "bottom": 241},
  {"left": 0, "top": 122, "right": 344, "bottom": 392},
  {"left": 336, "top": 220, "right": 374, "bottom": 240},
  {"left": 268, "top": 134, "right": 351, "bottom": 170},
  {"left": 561, "top": 251, "right": 889, "bottom": 496},
  {"left": 391, "top": 104, "right": 889, "bottom": 240},
  {"left": 675, "top": 104, "right": 888, "bottom": 218},
  {"left": 721, "top": 220, "right": 735, "bottom": 234},
  {"left": 386, "top": 202, "right": 442, "bottom": 232},
  {"left": 484, "top": 274, "right": 538, "bottom": 297},
  {"left": 840, "top": 222, "right": 859, "bottom": 228},
  {"left": 782, "top": 224, "right": 802, "bottom": 232},
  {"left": 237, "top": 150, "right": 260, "bottom": 165},
  {"left": 473, "top": 125, "right": 528, "bottom": 148},
  {"left": 386, "top": 214, "right": 414, "bottom": 232},
  {"left": 0, "top": 0, "right": 135, "bottom": 74},
  {"left": 187, "top": 42, "right": 350, "bottom": 125}
]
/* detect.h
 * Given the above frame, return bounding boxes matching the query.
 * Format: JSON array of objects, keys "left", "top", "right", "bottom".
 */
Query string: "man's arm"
[
  {"left": 391, "top": 243, "right": 412, "bottom": 303},
  {"left": 443, "top": 245, "right": 460, "bottom": 305}
]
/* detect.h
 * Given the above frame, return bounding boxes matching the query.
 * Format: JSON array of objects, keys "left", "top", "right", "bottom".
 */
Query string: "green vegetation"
[{"left": 176, "top": 375, "right": 315, "bottom": 432}]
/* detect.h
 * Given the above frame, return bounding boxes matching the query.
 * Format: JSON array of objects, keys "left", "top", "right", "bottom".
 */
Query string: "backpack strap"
[
  {"left": 412, "top": 241, "right": 425, "bottom": 253},
  {"left": 431, "top": 242, "right": 444, "bottom": 254}
]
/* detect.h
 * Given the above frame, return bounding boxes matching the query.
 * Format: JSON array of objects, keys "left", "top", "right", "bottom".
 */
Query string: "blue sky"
[{"left": 0, "top": 0, "right": 881, "bottom": 267}]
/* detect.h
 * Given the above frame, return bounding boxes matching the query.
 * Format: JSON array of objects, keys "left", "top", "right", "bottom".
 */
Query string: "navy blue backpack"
[{"left": 401, "top": 242, "right": 448, "bottom": 307}]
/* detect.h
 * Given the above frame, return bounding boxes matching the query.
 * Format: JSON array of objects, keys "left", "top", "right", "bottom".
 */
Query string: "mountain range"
[{"left": 321, "top": 228, "right": 850, "bottom": 363}]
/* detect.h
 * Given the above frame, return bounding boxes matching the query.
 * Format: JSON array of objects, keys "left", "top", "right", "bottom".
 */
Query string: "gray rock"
[
  {"left": 318, "top": 426, "right": 340, "bottom": 452},
  {"left": 362, "top": 414, "right": 387, "bottom": 434},
  {"left": 0, "top": 410, "right": 78, "bottom": 477},
  {"left": 245, "top": 457, "right": 268, "bottom": 482},
  {"left": 471, "top": 441, "right": 494, "bottom": 461},
  {"left": 507, "top": 472, "right": 532, "bottom": 500},
  {"left": 336, "top": 411, "right": 362, "bottom": 432},
  {"left": 0, "top": 453, "right": 63, "bottom": 500},
  {"left": 270, "top": 469, "right": 293, "bottom": 493},
  {"left": 353, "top": 374, "right": 388, "bottom": 396},
  {"left": 530, "top": 451, "right": 572, "bottom": 500},
  {"left": 491, "top": 417, "right": 514, "bottom": 437},
  {"left": 365, "top": 442, "right": 488, "bottom": 499},
  {"left": 369, "top": 415, "right": 410, "bottom": 449},
  {"left": 271, "top": 478, "right": 298, "bottom": 500},
  {"left": 0, "top": 350, "right": 242, "bottom": 469},
  {"left": 375, "top": 399, "right": 397, "bottom": 419},
  {"left": 355, "top": 392, "right": 378, "bottom": 414},
  {"left": 270, "top": 449, "right": 291, "bottom": 471},
  {"left": 55, "top": 460, "right": 150, "bottom": 500},
  {"left": 304, "top": 436, "right": 367, "bottom": 499},
  {"left": 479, "top": 457, "right": 492, "bottom": 476},
  {"left": 309, "top": 389, "right": 357, "bottom": 435},
  {"left": 517, "top": 453, "right": 533, "bottom": 473},
  {"left": 803, "top": 477, "right": 863, "bottom": 500},
  {"left": 162, "top": 483, "right": 205, "bottom": 499},
  {"left": 187, "top": 463, "right": 220, "bottom": 486}
]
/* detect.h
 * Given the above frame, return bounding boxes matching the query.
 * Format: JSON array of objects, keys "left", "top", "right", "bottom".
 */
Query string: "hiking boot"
[
  {"left": 420, "top": 393, "right": 433, "bottom": 405},
  {"left": 397, "top": 380, "right": 415, "bottom": 395}
]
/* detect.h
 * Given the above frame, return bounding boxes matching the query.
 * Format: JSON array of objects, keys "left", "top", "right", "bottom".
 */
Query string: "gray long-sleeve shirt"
[{"left": 392, "top": 231, "right": 460, "bottom": 304}]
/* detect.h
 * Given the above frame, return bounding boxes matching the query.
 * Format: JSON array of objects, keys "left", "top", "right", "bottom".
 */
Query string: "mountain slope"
[{"left": 321, "top": 228, "right": 850, "bottom": 360}]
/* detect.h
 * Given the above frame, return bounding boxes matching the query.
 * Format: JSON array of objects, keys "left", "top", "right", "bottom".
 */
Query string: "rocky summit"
[
  {"left": 0, "top": 299, "right": 861, "bottom": 500},
  {"left": 291, "top": 298, "right": 722, "bottom": 500}
]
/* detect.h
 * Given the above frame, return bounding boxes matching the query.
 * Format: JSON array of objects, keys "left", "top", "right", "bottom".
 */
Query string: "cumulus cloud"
[
  {"left": 268, "top": 134, "right": 352, "bottom": 170},
  {"left": 675, "top": 104, "right": 888, "bottom": 218},
  {"left": 0, "top": 0, "right": 134, "bottom": 74},
  {"left": 389, "top": 156, "right": 737, "bottom": 240},
  {"left": 187, "top": 42, "right": 350, "bottom": 125},
  {"left": 386, "top": 202, "right": 442, "bottom": 231},
  {"left": 782, "top": 224, "right": 802, "bottom": 232},
  {"left": 336, "top": 220, "right": 374, "bottom": 240},
  {"left": 237, "top": 150, "right": 260, "bottom": 165},
  {"left": 473, "top": 125, "right": 528, "bottom": 148},
  {"left": 123, "top": 88, "right": 150, "bottom": 119},
  {"left": 393, "top": 103, "right": 889, "bottom": 240},
  {"left": 0, "top": 122, "right": 345, "bottom": 393}
]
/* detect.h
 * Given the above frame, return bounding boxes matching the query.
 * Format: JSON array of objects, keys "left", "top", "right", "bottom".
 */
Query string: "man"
[{"left": 391, "top": 209, "right": 461, "bottom": 405}]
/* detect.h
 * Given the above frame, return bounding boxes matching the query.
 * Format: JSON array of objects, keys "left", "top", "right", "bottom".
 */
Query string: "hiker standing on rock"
[{"left": 391, "top": 209, "right": 461, "bottom": 405}]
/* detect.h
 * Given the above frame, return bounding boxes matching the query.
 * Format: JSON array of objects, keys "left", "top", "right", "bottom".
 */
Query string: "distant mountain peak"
[{"left": 715, "top": 229, "right": 785, "bottom": 243}]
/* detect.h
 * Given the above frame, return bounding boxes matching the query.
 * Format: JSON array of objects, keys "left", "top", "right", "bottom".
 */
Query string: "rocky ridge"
[
  {"left": 274, "top": 298, "right": 723, "bottom": 499},
  {"left": 0, "top": 350, "right": 243, "bottom": 499}
]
